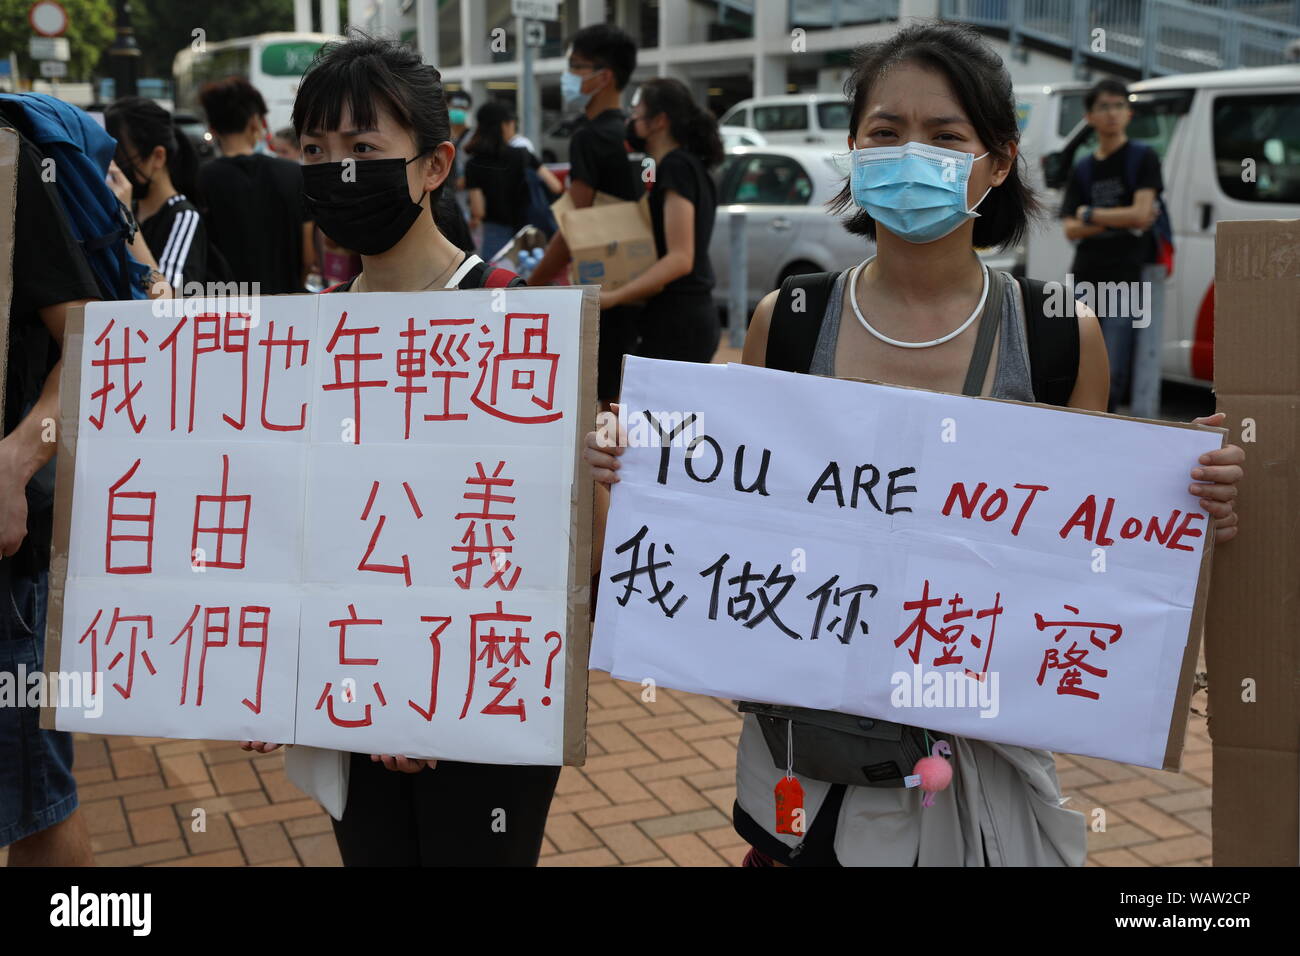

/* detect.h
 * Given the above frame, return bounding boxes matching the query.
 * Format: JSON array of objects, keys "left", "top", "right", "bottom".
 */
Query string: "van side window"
[
  {"left": 753, "top": 105, "right": 809, "bottom": 132},
  {"left": 1213, "top": 94, "right": 1300, "bottom": 204},
  {"left": 816, "top": 102, "right": 850, "bottom": 133}
]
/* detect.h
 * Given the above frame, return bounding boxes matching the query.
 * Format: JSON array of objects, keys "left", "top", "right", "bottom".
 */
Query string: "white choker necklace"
[{"left": 848, "top": 257, "right": 989, "bottom": 349}]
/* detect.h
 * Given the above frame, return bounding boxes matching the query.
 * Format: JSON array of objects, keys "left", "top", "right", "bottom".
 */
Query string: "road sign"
[
  {"left": 511, "top": 0, "right": 559, "bottom": 21},
  {"left": 29, "top": 0, "right": 68, "bottom": 37},
  {"left": 29, "top": 36, "right": 70, "bottom": 61},
  {"left": 524, "top": 21, "right": 546, "bottom": 48},
  {"left": 39, "top": 59, "right": 66, "bottom": 78}
]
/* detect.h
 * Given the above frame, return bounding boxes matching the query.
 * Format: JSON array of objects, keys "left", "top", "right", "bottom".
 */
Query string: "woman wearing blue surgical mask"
[{"left": 581, "top": 21, "right": 1245, "bottom": 867}]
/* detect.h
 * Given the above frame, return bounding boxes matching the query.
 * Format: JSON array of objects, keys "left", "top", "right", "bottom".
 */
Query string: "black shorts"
[
  {"left": 331, "top": 752, "right": 560, "bottom": 866},
  {"left": 598, "top": 304, "right": 643, "bottom": 403},
  {"left": 636, "top": 290, "right": 721, "bottom": 365}
]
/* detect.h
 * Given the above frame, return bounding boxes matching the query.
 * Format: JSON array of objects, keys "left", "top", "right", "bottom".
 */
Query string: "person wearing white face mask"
[
  {"left": 527, "top": 23, "right": 644, "bottom": 408},
  {"left": 581, "top": 21, "right": 1246, "bottom": 867}
]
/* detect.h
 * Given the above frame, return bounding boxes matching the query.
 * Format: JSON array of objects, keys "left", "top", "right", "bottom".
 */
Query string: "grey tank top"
[{"left": 809, "top": 268, "right": 1036, "bottom": 402}]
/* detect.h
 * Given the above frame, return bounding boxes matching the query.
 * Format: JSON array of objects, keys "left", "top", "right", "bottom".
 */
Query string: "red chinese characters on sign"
[
  {"left": 470, "top": 313, "right": 561, "bottom": 424},
  {"left": 88, "top": 319, "right": 149, "bottom": 433},
  {"left": 258, "top": 320, "right": 310, "bottom": 432},
  {"left": 453, "top": 461, "right": 522, "bottom": 590},
  {"left": 1034, "top": 604, "right": 1124, "bottom": 700},
  {"left": 356, "top": 480, "right": 425, "bottom": 587},
  {"left": 315, "top": 603, "right": 389, "bottom": 728},
  {"left": 170, "top": 605, "right": 270, "bottom": 713},
  {"left": 78, "top": 608, "right": 157, "bottom": 699},
  {"left": 461, "top": 601, "right": 532, "bottom": 722},
  {"left": 894, "top": 579, "right": 1005, "bottom": 681},
  {"left": 323, "top": 311, "right": 389, "bottom": 445},
  {"left": 191, "top": 454, "right": 252, "bottom": 570},
  {"left": 105, "top": 459, "right": 156, "bottom": 574}
]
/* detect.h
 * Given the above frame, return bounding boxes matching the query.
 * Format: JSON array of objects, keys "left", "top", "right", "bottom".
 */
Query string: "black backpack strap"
[
  {"left": 765, "top": 271, "right": 839, "bottom": 373},
  {"left": 1017, "top": 276, "right": 1079, "bottom": 407}
]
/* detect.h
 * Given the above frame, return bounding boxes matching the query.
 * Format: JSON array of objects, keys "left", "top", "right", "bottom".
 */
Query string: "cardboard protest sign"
[
  {"left": 1207, "top": 219, "right": 1300, "bottom": 865},
  {"left": 592, "top": 357, "right": 1224, "bottom": 771},
  {"left": 42, "top": 287, "right": 598, "bottom": 767}
]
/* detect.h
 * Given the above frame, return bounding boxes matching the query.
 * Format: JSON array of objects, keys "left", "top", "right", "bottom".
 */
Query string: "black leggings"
[{"left": 331, "top": 752, "right": 561, "bottom": 866}]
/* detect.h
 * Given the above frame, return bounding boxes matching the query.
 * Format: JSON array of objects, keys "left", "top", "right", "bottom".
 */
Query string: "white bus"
[{"left": 174, "top": 32, "right": 343, "bottom": 134}]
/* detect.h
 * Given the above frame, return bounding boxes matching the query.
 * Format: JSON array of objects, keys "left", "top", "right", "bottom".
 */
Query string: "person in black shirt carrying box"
[
  {"left": 526, "top": 23, "right": 643, "bottom": 405},
  {"left": 1059, "top": 79, "right": 1162, "bottom": 413},
  {"left": 608, "top": 78, "right": 723, "bottom": 365}
]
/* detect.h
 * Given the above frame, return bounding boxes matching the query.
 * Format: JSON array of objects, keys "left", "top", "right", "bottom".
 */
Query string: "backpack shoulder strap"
[
  {"left": 1123, "top": 141, "right": 1150, "bottom": 193},
  {"left": 1017, "top": 276, "right": 1079, "bottom": 407},
  {"left": 765, "top": 271, "right": 838, "bottom": 373},
  {"left": 484, "top": 265, "right": 522, "bottom": 288},
  {"left": 1075, "top": 153, "right": 1096, "bottom": 195}
]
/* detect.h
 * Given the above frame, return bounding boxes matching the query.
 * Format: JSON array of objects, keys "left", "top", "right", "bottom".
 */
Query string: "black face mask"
[
  {"left": 625, "top": 117, "right": 648, "bottom": 154},
  {"left": 302, "top": 156, "right": 426, "bottom": 256},
  {"left": 118, "top": 153, "right": 151, "bottom": 201}
]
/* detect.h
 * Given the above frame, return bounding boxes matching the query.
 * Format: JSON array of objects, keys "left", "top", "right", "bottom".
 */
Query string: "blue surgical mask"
[
  {"left": 850, "top": 141, "right": 992, "bottom": 244},
  {"left": 561, "top": 70, "right": 593, "bottom": 111}
]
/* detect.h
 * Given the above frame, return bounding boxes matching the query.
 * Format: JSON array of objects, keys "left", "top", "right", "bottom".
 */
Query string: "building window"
[{"left": 790, "top": 0, "right": 900, "bottom": 31}]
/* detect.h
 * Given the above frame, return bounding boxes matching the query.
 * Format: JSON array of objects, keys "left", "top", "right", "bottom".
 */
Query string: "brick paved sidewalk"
[{"left": 0, "top": 672, "right": 1212, "bottom": 867}]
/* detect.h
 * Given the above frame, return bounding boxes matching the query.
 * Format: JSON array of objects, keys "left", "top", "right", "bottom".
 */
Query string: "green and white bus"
[{"left": 174, "top": 32, "right": 342, "bottom": 133}]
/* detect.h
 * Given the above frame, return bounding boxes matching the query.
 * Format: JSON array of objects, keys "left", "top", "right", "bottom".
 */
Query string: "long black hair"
[
  {"left": 293, "top": 31, "right": 452, "bottom": 209},
  {"left": 105, "top": 96, "right": 201, "bottom": 202},
  {"left": 828, "top": 21, "right": 1039, "bottom": 250},
  {"left": 464, "top": 100, "right": 513, "bottom": 158},
  {"left": 637, "top": 77, "right": 724, "bottom": 169}
]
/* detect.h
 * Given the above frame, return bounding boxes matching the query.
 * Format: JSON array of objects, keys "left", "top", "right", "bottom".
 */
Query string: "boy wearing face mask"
[
  {"left": 527, "top": 23, "right": 642, "bottom": 408},
  {"left": 198, "top": 77, "right": 315, "bottom": 294}
]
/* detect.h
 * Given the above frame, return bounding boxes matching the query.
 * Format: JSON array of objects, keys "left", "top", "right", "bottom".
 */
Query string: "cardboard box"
[
  {"left": 552, "top": 189, "right": 656, "bottom": 293},
  {"left": 1207, "top": 219, "right": 1300, "bottom": 865}
]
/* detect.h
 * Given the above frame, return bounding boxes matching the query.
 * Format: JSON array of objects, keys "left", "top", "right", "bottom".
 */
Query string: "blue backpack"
[
  {"left": 1075, "top": 140, "right": 1175, "bottom": 277},
  {"left": 0, "top": 92, "right": 151, "bottom": 300}
]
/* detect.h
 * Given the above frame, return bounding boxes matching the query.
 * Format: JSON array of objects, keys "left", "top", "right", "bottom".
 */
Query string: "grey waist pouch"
[{"left": 738, "top": 701, "right": 934, "bottom": 788}]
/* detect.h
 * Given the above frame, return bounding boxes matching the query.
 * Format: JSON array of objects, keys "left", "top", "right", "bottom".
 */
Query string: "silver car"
[{"left": 709, "top": 145, "right": 1018, "bottom": 316}]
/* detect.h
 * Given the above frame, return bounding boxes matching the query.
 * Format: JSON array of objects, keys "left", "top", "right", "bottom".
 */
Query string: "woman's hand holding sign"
[
  {"left": 1189, "top": 412, "right": 1244, "bottom": 544},
  {"left": 585, "top": 402, "right": 627, "bottom": 485}
]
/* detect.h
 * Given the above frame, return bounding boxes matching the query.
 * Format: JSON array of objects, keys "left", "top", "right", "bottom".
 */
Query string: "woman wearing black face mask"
[
  {"left": 104, "top": 97, "right": 212, "bottom": 290},
  {"left": 603, "top": 78, "right": 723, "bottom": 365},
  {"left": 240, "top": 34, "right": 558, "bottom": 870}
]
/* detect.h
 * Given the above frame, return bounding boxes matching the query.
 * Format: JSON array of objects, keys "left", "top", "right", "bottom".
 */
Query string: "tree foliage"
[
  {"left": 0, "top": 0, "right": 115, "bottom": 80},
  {"left": 131, "top": 0, "right": 295, "bottom": 77}
]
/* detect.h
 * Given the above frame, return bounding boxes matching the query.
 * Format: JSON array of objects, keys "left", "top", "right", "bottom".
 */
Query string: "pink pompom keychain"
[{"left": 907, "top": 737, "right": 953, "bottom": 808}]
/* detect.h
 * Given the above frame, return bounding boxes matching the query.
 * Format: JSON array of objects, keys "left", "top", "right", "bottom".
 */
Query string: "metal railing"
[{"left": 941, "top": 0, "right": 1300, "bottom": 76}]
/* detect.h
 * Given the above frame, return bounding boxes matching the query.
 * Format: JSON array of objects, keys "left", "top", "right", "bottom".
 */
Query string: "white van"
[
  {"left": 1013, "top": 81, "right": 1093, "bottom": 191},
  {"left": 1027, "top": 64, "right": 1300, "bottom": 385},
  {"left": 719, "top": 94, "right": 851, "bottom": 146}
]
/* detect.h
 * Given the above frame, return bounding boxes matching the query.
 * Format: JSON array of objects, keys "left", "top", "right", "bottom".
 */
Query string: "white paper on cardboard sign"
[{"left": 592, "top": 357, "right": 1223, "bottom": 770}]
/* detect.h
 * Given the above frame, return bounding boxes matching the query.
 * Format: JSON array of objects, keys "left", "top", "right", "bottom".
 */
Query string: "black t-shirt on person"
[
  {"left": 568, "top": 109, "right": 643, "bottom": 202},
  {"left": 139, "top": 193, "right": 207, "bottom": 290},
  {"left": 1059, "top": 140, "right": 1162, "bottom": 282},
  {"left": 3, "top": 136, "right": 101, "bottom": 578},
  {"left": 465, "top": 146, "right": 543, "bottom": 229},
  {"left": 647, "top": 148, "right": 716, "bottom": 296},
  {"left": 198, "top": 153, "right": 307, "bottom": 294}
]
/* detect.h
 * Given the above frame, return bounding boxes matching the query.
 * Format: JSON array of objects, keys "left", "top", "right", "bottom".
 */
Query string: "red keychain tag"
[
  {"left": 774, "top": 775, "right": 805, "bottom": 835},
  {"left": 774, "top": 719, "right": 805, "bottom": 835}
]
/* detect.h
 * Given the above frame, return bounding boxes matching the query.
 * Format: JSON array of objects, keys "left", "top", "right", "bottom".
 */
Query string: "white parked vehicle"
[
  {"left": 710, "top": 145, "right": 1018, "bottom": 316},
  {"left": 719, "top": 94, "right": 851, "bottom": 146},
  {"left": 1028, "top": 64, "right": 1300, "bottom": 385},
  {"left": 719, "top": 125, "right": 767, "bottom": 149}
]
